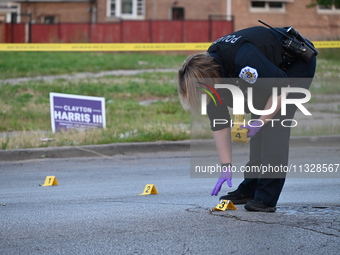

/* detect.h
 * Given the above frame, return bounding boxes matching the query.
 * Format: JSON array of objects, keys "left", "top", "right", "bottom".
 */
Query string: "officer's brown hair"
[{"left": 177, "top": 52, "right": 221, "bottom": 111}]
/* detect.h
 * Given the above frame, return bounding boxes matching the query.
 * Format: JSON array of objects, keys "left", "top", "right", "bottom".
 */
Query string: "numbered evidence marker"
[
  {"left": 231, "top": 115, "right": 249, "bottom": 143},
  {"left": 212, "top": 200, "right": 237, "bottom": 211},
  {"left": 42, "top": 176, "right": 58, "bottom": 186},
  {"left": 138, "top": 184, "right": 158, "bottom": 195}
]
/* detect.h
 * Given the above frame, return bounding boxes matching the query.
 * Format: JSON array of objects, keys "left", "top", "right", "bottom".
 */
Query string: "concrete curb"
[
  {"left": 0, "top": 135, "right": 339, "bottom": 162},
  {"left": 0, "top": 140, "right": 190, "bottom": 161}
]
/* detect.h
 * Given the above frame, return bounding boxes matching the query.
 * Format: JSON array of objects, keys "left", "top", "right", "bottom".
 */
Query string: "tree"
[{"left": 307, "top": 0, "right": 340, "bottom": 8}]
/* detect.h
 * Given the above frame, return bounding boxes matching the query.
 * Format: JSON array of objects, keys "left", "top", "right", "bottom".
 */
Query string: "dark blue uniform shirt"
[{"left": 207, "top": 42, "right": 290, "bottom": 131}]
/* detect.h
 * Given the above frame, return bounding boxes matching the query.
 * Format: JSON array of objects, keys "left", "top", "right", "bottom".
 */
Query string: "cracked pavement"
[{"left": 0, "top": 146, "right": 339, "bottom": 254}]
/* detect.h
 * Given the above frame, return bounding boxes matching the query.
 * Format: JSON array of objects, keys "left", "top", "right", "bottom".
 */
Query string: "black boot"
[
  {"left": 244, "top": 199, "right": 276, "bottom": 212},
  {"left": 219, "top": 190, "right": 254, "bottom": 204}
]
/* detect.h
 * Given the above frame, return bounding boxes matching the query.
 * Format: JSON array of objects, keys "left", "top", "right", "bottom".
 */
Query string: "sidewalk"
[
  {"left": 0, "top": 135, "right": 339, "bottom": 161},
  {"left": 0, "top": 68, "right": 178, "bottom": 86}
]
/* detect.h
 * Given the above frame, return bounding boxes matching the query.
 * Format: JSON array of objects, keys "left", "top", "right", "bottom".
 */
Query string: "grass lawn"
[
  {"left": 0, "top": 49, "right": 339, "bottom": 149},
  {"left": 0, "top": 51, "right": 185, "bottom": 79}
]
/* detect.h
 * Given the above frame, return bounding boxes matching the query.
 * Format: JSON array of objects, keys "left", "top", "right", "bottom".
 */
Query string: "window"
[
  {"left": 5, "top": 3, "right": 20, "bottom": 23},
  {"left": 250, "top": 1, "right": 286, "bottom": 12},
  {"left": 108, "top": 0, "right": 144, "bottom": 19},
  {"left": 269, "top": 2, "right": 283, "bottom": 8},
  {"left": 172, "top": 7, "right": 185, "bottom": 20},
  {"left": 10, "top": 12, "right": 18, "bottom": 23},
  {"left": 317, "top": 1, "right": 340, "bottom": 13},
  {"left": 44, "top": 16, "right": 55, "bottom": 24},
  {"left": 110, "top": 0, "right": 116, "bottom": 16},
  {"left": 122, "top": 0, "right": 133, "bottom": 14},
  {"left": 251, "top": 1, "right": 266, "bottom": 8}
]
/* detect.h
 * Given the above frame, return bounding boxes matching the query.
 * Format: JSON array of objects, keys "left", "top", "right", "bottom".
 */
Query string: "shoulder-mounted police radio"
[{"left": 258, "top": 20, "right": 319, "bottom": 62}]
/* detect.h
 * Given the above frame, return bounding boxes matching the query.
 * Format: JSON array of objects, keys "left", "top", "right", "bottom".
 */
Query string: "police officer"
[{"left": 177, "top": 24, "right": 317, "bottom": 212}]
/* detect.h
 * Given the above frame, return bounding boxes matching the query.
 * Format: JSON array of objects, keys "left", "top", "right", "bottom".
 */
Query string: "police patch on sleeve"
[{"left": 239, "top": 66, "right": 258, "bottom": 84}]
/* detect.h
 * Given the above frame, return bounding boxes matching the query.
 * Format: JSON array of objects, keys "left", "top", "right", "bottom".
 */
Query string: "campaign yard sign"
[{"left": 50, "top": 93, "right": 106, "bottom": 133}]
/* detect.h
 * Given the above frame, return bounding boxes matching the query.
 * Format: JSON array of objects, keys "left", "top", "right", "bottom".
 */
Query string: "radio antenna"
[
  {"left": 258, "top": 19, "right": 319, "bottom": 55},
  {"left": 258, "top": 20, "right": 291, "bottom": 39}
]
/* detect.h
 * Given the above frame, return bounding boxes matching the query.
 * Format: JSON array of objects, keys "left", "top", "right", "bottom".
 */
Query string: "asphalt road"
[{"left": 1, "top": 145, "right": 339, "bottom": 255}]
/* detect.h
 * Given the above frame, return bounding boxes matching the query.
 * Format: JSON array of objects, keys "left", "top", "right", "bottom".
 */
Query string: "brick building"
[
  {"left": 1, "top": 0, "right": 340, "bottom": 41},
  {"left": 232, "top": 0, "right": 340, "bottom": 40}
]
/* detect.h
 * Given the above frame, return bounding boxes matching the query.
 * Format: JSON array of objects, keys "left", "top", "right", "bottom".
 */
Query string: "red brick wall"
[
  {"left": 232, "top": 0, "right": 340, "bottom": 40},
  {"left": 20, "top": 2, "right": 91, "bottom": 23},
  {"left": 144, "top": 0, "right": 225, "bottom": 20},
  {"left": 96, "top": 0, "right": 226, "bottom": 21},
  {"left": 144, "top": 0, "right": 340, "bottom": 39},
  {"left": 6, "top": 0, "right": 340, "bottom": 40}
]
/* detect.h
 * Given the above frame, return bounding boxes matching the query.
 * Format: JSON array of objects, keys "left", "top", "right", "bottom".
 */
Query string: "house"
[
  {"left": 1, "top": 0, "right": 230, "bottom": 23},
  {"left": 1, "top": 0, "right": 339, "bottom": 43},
  {"left": 232, "top": 0, "right": 340, "bottom": 40}
]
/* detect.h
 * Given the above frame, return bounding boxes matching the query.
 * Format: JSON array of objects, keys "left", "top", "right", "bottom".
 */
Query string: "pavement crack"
[
  {"left": 185, "top": 206, "right": 339, "bottom": 238},
  {"left": 293, "top": 225, "right": 339, "bottom": 237},
  {"left": 210, "top": 212, "right": 339, "bottom": 237}
]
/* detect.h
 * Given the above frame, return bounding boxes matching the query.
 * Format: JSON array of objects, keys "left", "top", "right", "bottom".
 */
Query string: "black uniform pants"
[{"left": 237, "top": 55, "right": 317, "bottom": 207}]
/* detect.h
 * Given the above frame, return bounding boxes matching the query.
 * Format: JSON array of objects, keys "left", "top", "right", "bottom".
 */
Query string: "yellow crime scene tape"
[
  {"left": 312, "top": 41, "right": 340, "bottom": 48},
  {"left": 0, "top": 43, "right": 211, "bottom": 52},
  {"left": 0, "top": 41, "right": 338, "bottom": 51}
]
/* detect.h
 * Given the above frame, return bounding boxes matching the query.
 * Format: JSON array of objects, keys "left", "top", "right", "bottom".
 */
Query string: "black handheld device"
[{"left": 258, "top": 20, "right": 318, "bottom": 62}]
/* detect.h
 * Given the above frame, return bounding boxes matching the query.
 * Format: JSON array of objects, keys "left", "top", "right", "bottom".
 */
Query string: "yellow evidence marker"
[
  {"left": 212, "top": 200, "right": 237, "bottom": 211},
  {"left": 42, "top": 176, "right": 58, "bottom": 186},
  {"left": 231, "top": 115, "right": 249, "bottom": 143},
  {"left": 138, "top": 184, "right": 158, "bottom": 195}
]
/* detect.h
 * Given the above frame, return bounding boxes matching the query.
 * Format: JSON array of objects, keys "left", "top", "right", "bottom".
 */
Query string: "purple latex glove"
[
  {"left": 240, "top": 120, "right": 263, "bottom": 137},
  {"left": 211, "top": 166, "right": 232, "bottom": 196}
]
